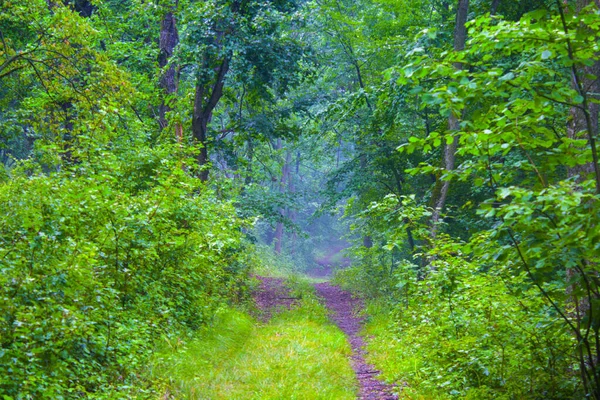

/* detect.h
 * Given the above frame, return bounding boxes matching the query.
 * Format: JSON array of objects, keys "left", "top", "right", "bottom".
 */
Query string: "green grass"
[
  {"left": 150, "top": 279, "right": 357, "bottom": 399},
  {"left": 250, "top": 244, "right": 301, "bottom": 279}
]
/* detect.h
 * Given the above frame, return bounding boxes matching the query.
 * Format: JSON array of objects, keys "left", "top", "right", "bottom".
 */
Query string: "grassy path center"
[{"left": 151, "top": 276, "right": 358, "bottom": 399}]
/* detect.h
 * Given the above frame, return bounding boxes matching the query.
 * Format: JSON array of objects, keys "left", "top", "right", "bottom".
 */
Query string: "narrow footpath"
[
  {"left": 253, "top": 276, "right": 298, "bottom": 321},
  {"left": 314, "top": 283, "right": 397, "bottom": 400},
  {"left": 253, "top": 276, "right": 396, "bottom": 399}
]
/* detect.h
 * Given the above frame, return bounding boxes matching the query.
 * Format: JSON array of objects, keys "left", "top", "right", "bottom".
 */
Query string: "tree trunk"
[
  {"left": 55, "top": 0, "right": 95, "bottom": 17},
  {"left": 359, "top": 151, "right": 374, "bottom": 248},
  {"left": 274, "top": 143, "right": 291, "bottom": 254},
  {"left": 561, "top": 2, "right": 600, "bottom": 397},
  {"left": 245, "top": 136, "right": 254, "bottom": 185},
  {"left": 567, "top": 0, "right": 600, "bottom": 189},
  {"left": 192, "top": 56, "right": 230, "bottom": 181},
  {"left": 491, "top": 0, "right": 500, "bottom": 15},
  {"left": 158, "top": 3, "right": 180, "bottom": 138},
  {"left": 430, "top": 0, "right": 469, "bottom": 236},
  {"left": 289, "top": 152, "right": 300, "bottom": 254},
  {"left": 68, "top": 0, "right": 95, "bottom": 17}
]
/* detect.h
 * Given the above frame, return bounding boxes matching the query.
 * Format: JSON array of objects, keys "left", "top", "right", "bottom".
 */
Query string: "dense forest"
[{"left": 1, "top": 0, "right": 600, "bottom": 398}]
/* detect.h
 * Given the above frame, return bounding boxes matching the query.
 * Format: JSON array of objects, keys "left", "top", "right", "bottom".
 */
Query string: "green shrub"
[
  {"left": 362, "top": 253, "right": 577, "bottom": 399},
  {"left": 0, "top": 153, "right": 251, "bottom": 398},
  {"left": 336, "top": 195, "right": 581, "bottom": 399}
]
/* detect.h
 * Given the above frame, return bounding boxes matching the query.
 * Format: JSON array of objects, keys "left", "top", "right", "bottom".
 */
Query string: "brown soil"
[
  {"left": 252, "top": 276, "right": 298, "bottom": 322},
  {"left": 314, "top": 282, "right": 397, "bottom": 400}
]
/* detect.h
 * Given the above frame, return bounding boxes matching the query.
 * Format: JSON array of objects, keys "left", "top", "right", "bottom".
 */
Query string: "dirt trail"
[
  {"left": 253, "top": 276, "right": 396, "bottom": 399},
  {"left": 314, "top": 282, "right": 397, "bottom": 400},
  {"left": 253, "top": 276, "right": 298, "bottom": 322}
]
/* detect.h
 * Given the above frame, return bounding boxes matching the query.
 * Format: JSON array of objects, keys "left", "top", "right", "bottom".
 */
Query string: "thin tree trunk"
[
  {"left": 359, "top": 151, "right": 373, "bottom": 248},
  {"left": 430, "top": 0, "right": 469, "bottom": 237},
  {"left": 274, "top": 223, "right": 284, "bottom": 253},
  {"left": 567, "top": 0, "right": 600, "bottom": 189},
  {"left": 336, "top": 19, "right": 375, "bottom": 248},
  {"left": 274, "top": 138, "right": 284, "bottom": 254},
  {"left": 562, "top": 1, "right": 600, "bottom": 396},
  {"left": 158, "top": 2, "right": 180, "bottom": 138},
  {"left": 274, "top": 142, "right": 291, "bottom": 254},
  {"left": 289, "top": 152, "right": 299, "bottom": 254},
  {"left": 245, "top": 136, "right": 254, "bottom": 185}
]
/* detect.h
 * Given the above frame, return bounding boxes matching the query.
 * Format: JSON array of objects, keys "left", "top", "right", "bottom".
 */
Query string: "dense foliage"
[
  {"left": 332, "top": 1, "right": 600, "bottom": 398},
  {"left": 0, "top": 151, "right": 250, "bottom": 397},
  {"left": 2, "top": 0, "right": 600, "bottom": 398},
  {"left": 0, "top": 1, "right": 254, "bottom": 397}
]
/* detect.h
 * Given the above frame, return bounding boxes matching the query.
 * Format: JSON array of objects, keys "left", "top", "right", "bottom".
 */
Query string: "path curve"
[{"left": 314, "top": 282, "right": 397, "bottom": 400}]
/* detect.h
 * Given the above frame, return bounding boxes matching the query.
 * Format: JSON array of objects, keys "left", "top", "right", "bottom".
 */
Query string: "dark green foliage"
[
  {"left": 3, "top": 0, "right": 600, "bottom": 397},
  {"left": 333, "top": 1, "right": 600, "bottom": 398},
  {"left": 335, "top": 196, "right": 584, "bottom": 398}
]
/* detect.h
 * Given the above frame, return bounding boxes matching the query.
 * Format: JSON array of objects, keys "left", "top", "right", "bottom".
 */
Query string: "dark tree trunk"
[
  {"left": 491, "top": 0, "right": 500, "bottom": 15},
  {"left": 192, "top": 56, "right": 230, "bottom": 181},
  {"left": 59, "top": 0, "right": 95, "bottom": 17}
]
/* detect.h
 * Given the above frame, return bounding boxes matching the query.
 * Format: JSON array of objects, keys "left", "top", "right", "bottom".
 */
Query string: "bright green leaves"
[
  {"left": 0, "top": 0, "right": 144, "bottom": 170},
  {"left": 482, "top": 181, "right": 600, "bottom": 307},
  {"left": 0, "top": 145, "right": 253, "bottom": 397},
  {"left": 397, "top": 3, "right": 600, "bottom": 194},
  {"left": 381, "top": 5, "right": 600, "bottom": 396}
]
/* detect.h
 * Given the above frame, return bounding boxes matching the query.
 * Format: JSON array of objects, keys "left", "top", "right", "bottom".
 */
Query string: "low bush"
[
  {"left": 335, "top": 194, "right": 582, "bottom": 399},
  {"left": 360, "top": 255, "right": 576, "bottom": 399}
]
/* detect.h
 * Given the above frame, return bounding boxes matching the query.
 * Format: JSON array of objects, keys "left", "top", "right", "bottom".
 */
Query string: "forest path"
[
  {"left": 314, "top": 282, "right": 397, "bottom": 400},
  {"left": 252, "top": 276, "right": 396, "bottom": 399},
  {"left": 253, "top": 276, "right": 299, "bottom": 321}
]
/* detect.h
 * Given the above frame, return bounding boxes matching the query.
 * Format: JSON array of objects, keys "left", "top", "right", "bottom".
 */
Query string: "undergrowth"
[
  {"left": 0, "top": 153, "right": 250, "bottom": 398},
  {"left": 249, "top": 244, "right": 330, "bottom": 283},
  {"left": 249, "top": 244, "right": 301, "bottom": 278},
  {"left": 335, "top": 258, "right": 577, "bottom": 399}
]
